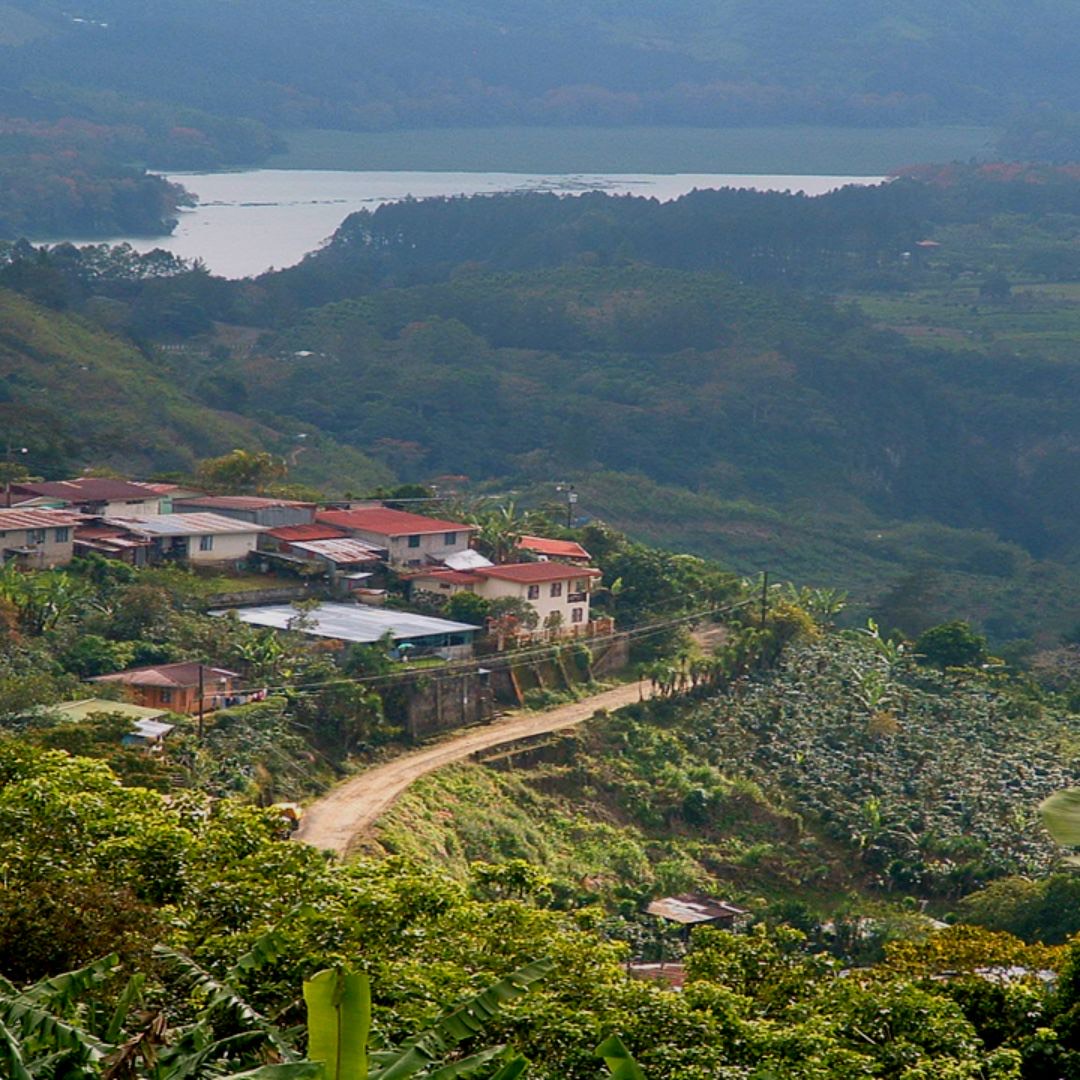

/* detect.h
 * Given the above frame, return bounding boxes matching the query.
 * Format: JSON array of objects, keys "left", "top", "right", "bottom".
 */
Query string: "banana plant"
[
  {"left": 0, "top": 953, "right": 124, "bottom": 1079},
  {"left": 0, "top": 938, "right": 551, "bottom": 1079},
  {"left": 596, "top": 1035, "right": 647, "bottom": 1080},
  {"left": 301, "top": 958, "right": 552, "bottom": 1080},
  {"left": 1039, "top": 788, "right": 1080, "bottom": 866}
]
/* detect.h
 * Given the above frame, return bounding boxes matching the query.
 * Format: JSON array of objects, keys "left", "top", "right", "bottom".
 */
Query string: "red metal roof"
[
  {"left": 517, "top": 535, "right": 592, "bottom": 561},
  {"left": 11, "top": 478, "right": 161, "bottom": 502},
  {"left": 474, "top": 562, "right": 600, "bottom": 584},
  {"left": 316, "top": 507, "right": 474, "bottom": 537},
  {"left": 267, "top": 524, "right": 348, "bottom": 542},
  {"left": 92, "top": 662, "right": 239, "bottom": 689},
  {"left": 0, "top": 508, "right": 83, "bottom": 530},
  {"left": 408, "top": 568, "right": 479, "bottom": 586}
]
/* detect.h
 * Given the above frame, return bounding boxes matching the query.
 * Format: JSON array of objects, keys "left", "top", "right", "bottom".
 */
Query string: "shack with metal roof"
[{"left": 215, "top": 602, "right": 480, "bottom": 659}]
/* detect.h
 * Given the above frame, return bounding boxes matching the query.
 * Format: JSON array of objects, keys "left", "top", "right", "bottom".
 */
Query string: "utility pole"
[
  {"left": 2, "top": 442, "right": 29, "bottom": 508},
  {"left": 760, "top": 570, "right": 769, "bottom": 626},
  {"left": 197, "top": 664, "right": 205, "bottom": 742}
]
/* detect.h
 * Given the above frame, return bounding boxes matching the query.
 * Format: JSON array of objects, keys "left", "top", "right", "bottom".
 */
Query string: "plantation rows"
[{"left": 701, "top": 640, "right": 1079, "bottom": 898}]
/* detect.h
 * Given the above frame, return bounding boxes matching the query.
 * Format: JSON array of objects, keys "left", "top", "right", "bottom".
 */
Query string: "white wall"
[{"left": 183, "top": 532, "right": 261, "bottom": 564}]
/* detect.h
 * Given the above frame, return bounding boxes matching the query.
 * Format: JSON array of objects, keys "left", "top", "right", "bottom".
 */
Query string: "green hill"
[{"left": 0, "top": 288, "right": 390, "bottom": 487}]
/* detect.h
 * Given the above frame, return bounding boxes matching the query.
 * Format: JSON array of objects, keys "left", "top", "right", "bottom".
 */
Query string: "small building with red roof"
[
  {"left": 516, "top": 534, "right": 592, "bottom": 563},
  {"left": 92, "top": 662, "right": 244, "bottom": 716},
  {"left": 316, "top": 506, "right": 475, "bottom": 568},
  {"left": 10, "top": 477, "right": 164, "bottom": 517}
]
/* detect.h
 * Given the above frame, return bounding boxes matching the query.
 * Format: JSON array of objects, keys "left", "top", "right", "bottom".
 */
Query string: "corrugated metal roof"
[
  {"left": 12, "top": 478, "right": 160, "bottom": 501},
  {"left": 213, "top": 602, "right": 480, "bottom": 644},
  {"left": 290, "top": 538, "right": 384, "bottom": 563},
  {"left": 267, "top": 524, "right": 348, "bottom": 542},
  {"left": 317, "top": 507, "right": 474, "bottom": 537},
  {"left": 645, "top": 895, "right": 748, "bottom": 925},
  {"left": 0, "top": 508, "right": 83, "bottom": 530},
  {"left": 52, "top": 698, "right": 171, "bottom": 722},
  {"left": 442, "top": 549, "right": 494, "bottom": 570},
  {"left": 175, "top": 495, "right": 315, "bottom": 510},
  {"left": 517, "top": 535, "right": 592, "bottom": 561},
  {"left": 409, "top": 568, "right": 478, "bottom": 586},
  {"left": 104, "top": 513, "right": 269, "bottom": 536},
  {"left": 475, "top": 562, "right": 600, "bottom": 584},
  {"left": 92, "top": 662, "right": 239, "bottom": 688}
]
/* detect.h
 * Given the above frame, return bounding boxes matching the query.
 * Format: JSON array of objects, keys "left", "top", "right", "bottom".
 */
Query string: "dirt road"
[{"left": 295, "top": 679, "right": 649, "bottom": 858}]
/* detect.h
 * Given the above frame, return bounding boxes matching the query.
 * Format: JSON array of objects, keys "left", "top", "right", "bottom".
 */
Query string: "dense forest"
[{"left": 4, "top": 0, "right": 1080, "bottom": 131}]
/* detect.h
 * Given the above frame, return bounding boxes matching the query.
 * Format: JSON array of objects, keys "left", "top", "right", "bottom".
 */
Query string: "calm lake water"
[{"left": 85, "top": 169, "right": 884, "bottom": 279}]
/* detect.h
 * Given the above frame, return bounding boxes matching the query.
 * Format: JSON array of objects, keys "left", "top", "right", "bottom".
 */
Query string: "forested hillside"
[
  {"left": 0, "top": 280, "right": 389, "bottom": 487},
  {"left": 4, "top": 0, "right": 1079, "bottom": 130}
]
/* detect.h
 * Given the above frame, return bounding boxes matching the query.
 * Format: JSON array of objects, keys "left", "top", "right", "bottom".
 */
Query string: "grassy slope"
[
  {"left": 0, "top": 289, "right": 392, "bottom": 487},
  {"left": 376, "top": 637, "right": 1078, "bottom": 916}
]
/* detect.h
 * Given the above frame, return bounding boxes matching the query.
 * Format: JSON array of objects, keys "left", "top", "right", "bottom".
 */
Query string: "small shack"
[
  {"left": 645, "top": 894, "right": 748, "bottom": 938},
  {"left": 50, "top": 698, "right": 176, "bottom": 749}
]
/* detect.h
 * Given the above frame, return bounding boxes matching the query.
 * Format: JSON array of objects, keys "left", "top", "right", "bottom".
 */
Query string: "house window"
[
  {"left": 574, "top": 580, "right": 587, "bottom": 593},
  {"left": 444, "top": 532, "right": 457, "bottom": 545},
  {"left": 550, "top": 582, "right": 563, "bottom": 598},
  {"left": 160, "top": 689, "right": 172, "bottom": 703},
  {"left": 199, "top": 535, "right": 214, "bottom": 551},
  {"left": 407, "top": 535, "right": 421, "bottom": 548},
  {"left": 527, "top": 584, "right": 540, "bottom": 600},
  {"left": 571, "top": 607, "right": 584, "bottom": 624},
  {"left": 27, "top": 529, "right": 45, "bottom": 544},
  {"left": 54, "top": 527, "right": 70, "bottom": 543}
]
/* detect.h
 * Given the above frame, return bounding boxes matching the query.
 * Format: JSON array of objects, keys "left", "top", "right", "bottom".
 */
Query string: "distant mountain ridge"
[{"left": 2, "top": 0, "right": 1078, "bottom": 131}]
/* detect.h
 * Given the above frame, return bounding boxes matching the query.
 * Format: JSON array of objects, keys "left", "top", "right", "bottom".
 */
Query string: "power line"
[{"left": 245, "top": 596, "right": 757, "bottom": 699}]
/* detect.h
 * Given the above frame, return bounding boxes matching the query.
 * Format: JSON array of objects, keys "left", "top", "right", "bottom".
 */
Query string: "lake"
[{"left": 89, "top": 169, "right": 885, "bottom": 279}]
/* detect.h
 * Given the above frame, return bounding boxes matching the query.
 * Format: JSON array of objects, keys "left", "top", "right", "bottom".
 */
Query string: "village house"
[
  {"left": 0, "top": 507, "right": 82, "bottom": 568},
  {"left": 9, "top": 477, "right": 164, "bottom": 517},
  {"left": 172, "top": 495, "right": 317, "bottom": 528},
  {"left": 410, "top": 561, "right": 602, "bottom": 636},
  {"left": 99, "top": 513, "right": 267, "bottom": 566},
  {"left": 315, "top": 506, "right": 476, "bottom": 568},
  {"left": 91, "top": 662, "right": 245, "bottom": 715}
]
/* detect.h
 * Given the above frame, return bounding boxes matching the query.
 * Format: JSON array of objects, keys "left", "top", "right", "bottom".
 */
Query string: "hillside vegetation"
[
  {"left": 0, "top": 285, "right": 389, "bottom": 486},
  {"left": 378, "top": 635, "right": 1080, "bottom": 911}
]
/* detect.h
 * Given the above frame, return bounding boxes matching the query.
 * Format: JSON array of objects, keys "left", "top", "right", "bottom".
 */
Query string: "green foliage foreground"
[{"left": 4, "top": 740, "right": 1080, "bottom": 1078}]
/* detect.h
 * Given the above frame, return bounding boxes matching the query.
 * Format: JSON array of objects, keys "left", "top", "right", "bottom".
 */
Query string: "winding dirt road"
[{"left": 295, "top": 679, "right": 649, "bottom": 858}]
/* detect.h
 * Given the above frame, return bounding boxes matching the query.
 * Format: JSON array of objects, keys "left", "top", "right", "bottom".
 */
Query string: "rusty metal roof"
[
  {"left": 289, "top": 538, "right": 384, "bottom": 564},
  {"left": 0, "top": 508, "right": 83, "bottom": 530},
  {"left": 645, "top": 895, "right": 748, "bottom": 925}
]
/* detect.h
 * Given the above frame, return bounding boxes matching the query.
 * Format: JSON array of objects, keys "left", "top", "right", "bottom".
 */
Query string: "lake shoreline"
[
  {"left": 266, "top": 123, "right": 995, "bottom": 175},
  {"left": 49, "top": 168, "right": 885, "bottom": 278}
]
